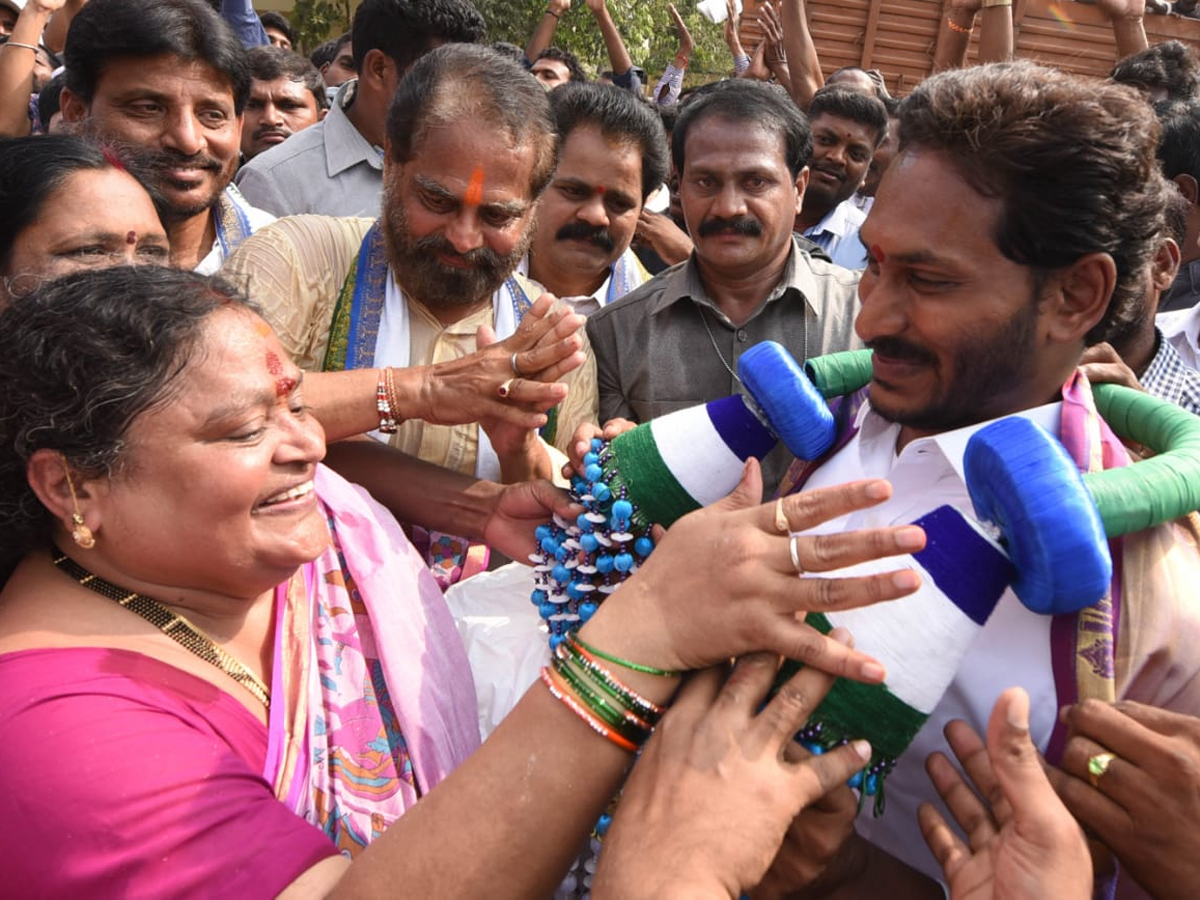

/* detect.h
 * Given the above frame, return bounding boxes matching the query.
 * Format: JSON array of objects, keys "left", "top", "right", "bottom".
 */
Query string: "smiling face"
[
  {"left": 3, "top": 167, "right": 169, "bottom": 303},
  {"left": 856, "top": 149, "right": 1064, "bottom": 441},
  {"left": 382, "top": 118, "right": 537, "bottom": 317},
  {"left": 528, "top": 123, "right": 643, "bottom": 294},
  {"left": 90, "top": 308, "right": 328, "bottom": 599},
  {"left": 680, "top": 115, "right": 805, "bottom": 284},
  {"left": 62, "top": 53, "right": 241, "bottom": 224},
  {"left": 804, "top": 111, "right": 876, "bottom": 216},
  {"left": 241, "top": 75, "right": 321, "bottom": 159}
]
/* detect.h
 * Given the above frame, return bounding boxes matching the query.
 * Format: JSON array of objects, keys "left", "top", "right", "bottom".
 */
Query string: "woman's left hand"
[{"left": 593, "top": 644, "right": 872, "bottom": 900}]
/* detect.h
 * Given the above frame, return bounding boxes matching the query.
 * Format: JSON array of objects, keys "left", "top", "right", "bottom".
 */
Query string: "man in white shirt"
[
  {"left": 59, "top": 0, "right": 274, "bottom": 274},
  {"left": 772, "top": 61, "right": 1200, "bottom": 896}
]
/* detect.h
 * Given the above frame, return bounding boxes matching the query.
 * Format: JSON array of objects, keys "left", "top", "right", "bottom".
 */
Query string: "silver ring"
[
  {"left": 510, "top": 351, "right": 525, "bottom": 377},
  {"left": 789, "top": 534, "right": 804, "bottom": 574}
]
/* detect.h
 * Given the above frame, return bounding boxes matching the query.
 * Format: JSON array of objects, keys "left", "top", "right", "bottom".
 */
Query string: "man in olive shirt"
[{"left": 586, "top": 80, "right": 861, "bottom": 495}]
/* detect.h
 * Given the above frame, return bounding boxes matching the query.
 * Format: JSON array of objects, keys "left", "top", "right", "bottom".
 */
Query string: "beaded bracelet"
[
  {"left": 570, "top": 631, "right": 679, "bottom": 678},
  {"left": 542, "top": 666, "right": 639, "bottom": 752},
  {"left": 376, "top": 368, "right": 398, "bottom": 434},
  {"left": 945, "top": 17, "right": 972, "bottom": 33},
  {"left": 561, "top": 636, "right": 667, "bottom": 721},
  {"left": 383, "top": 366, "right": 402, "bottom": 426},
  {"left": 552, "top": 654, "right": 653, "bottom": 744}
]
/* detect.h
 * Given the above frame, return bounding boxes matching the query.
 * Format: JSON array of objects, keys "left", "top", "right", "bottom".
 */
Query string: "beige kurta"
[{"left": 221, "top": 214, "right": 598, "bottom": 473}]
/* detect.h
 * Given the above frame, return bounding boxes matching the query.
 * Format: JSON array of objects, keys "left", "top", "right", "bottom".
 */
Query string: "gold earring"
[{"left": 62, "top": 457, "right": 96, "bottom": 549}]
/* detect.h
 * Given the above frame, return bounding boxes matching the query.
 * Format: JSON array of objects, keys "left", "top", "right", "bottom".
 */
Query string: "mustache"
[
  {"left": 555, "top": 221, "right": 615, "bottom": 251},
  {"left": 698, "top": 216, "right": 763, "bottom": 238},
  {"left": 811, "top": 163, "right": 845, "bottom": 181},
  {"left": 415, "top": 233, "right": 506, "bottom": 270},
  {"left": 141, "top": 149, "right": 224, "bottom": 174},
  {"left": 867, "top": 337, "right": 938, "bottom": 367},
  {"left": 252, "top": 126, "right": 291, "bottom": 142}
]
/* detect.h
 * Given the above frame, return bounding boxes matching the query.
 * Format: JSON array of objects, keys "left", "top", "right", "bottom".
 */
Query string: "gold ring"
[
  {"left": 510, "top": 351, "right": 525, "bottom": 377},
  {"left": 1087, "top": 751, "right": 1116, "bottom": 788},
  {"left": 789, "top": 534, "right": 804, "bottom": 574},
  {"left": 774, "top": 497, "right": 790, "bottom": 534},
  {"left": 498, "top": 378, "right": 515, "bottom": 398}
]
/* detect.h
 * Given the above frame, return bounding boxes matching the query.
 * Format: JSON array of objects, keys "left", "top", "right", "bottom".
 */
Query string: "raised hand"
[{"left": 919, "top": 688, "right": 1092, "bottom": 900}]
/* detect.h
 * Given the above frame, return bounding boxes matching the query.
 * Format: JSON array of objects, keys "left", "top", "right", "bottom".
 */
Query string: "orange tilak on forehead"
[{"left": 463, "top": 166, "right": 485, "bottom": 207}]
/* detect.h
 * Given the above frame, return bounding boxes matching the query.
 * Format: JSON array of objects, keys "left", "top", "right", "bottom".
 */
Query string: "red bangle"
[
  {"left": 675, "top": 54, "right": 689, "bottom": 67},
  {"left": 946, "top": 16, "right": 972, "bottom": 33}
]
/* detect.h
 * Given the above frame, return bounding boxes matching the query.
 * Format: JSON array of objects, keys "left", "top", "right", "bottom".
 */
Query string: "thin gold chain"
[{"left": 51, "top": 547, "right": 270, "bottom": 707}]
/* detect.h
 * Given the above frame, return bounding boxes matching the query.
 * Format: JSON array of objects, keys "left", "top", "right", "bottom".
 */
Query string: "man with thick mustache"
[
  {"left": 585, "top": 80, "right": 862, "bottom": 495},
  {"left": 223, "top": 45, "right": 597, "bottom": 484},
  {"left": 60, "top": 0, "right": 274, "bottom": 274},
  {"left": 794, "top": 85, "right": 888, "bottom": 270},
  {"left": 519, "top": 81, "right": 669, "bottom": 316}
]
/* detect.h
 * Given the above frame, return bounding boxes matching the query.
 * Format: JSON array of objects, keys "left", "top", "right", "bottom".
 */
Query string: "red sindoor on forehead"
[{"left": 464, "top": 166, "right": 485, "bottom": 206}]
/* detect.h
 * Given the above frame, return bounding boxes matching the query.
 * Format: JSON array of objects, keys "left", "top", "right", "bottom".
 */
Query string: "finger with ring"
[
  {"left": 498, "top": 378, "right": 516, "bottom": 398},
  {"left": 1087, "top": 751, "right": 1116, "bottom": 788},
  {"left": 774, "top": 497, "right": 790, "bottom": 534},
  {"left": 510, "top": 351, "right": 526, "bottom": 378},
  {"left": 789, "top": 534, "right": 805, "bottom": 574}
]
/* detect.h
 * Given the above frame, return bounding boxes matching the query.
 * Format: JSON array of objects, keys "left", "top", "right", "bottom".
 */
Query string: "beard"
[
  {"left": 383, "top": 189, "right": 534, "bottom": 311},
  {"left": 867, "top": 296, "right": 1042, "bottom": 434}
]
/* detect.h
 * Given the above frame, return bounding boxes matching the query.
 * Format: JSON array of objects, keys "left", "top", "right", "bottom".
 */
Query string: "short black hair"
[
  {"left": 65, "top": 0, "right": 250, "bottom": 114},
  {"left": 310, "top": 38, "right": 337, "bottom": 70},
  {"left": 536, "top": 46, "right": 587, "bottom": 83},
  {"left": 1155, "top": 98, "right": 1200, "bottom": 181},
  {"left": 246, "top": 45, "right": 328, "bottom": 110},
  {"left": 673, "top": 79, "right": 811, "bottom": 178},
  {"left": 259, "top": 11, "right": 293, "bottom": 43},
  {"left": 808, "top": 85, "right": 888, "bottom": 148},
  {"left": 351, "top": 0, "right": 485, "bottom": 74},
  {"left": 36, "top": 71, "right": 66, "bottom": 129},
  {"left": 1111, "top": 40, "right": 1200, "bottom": 102},
  {"left": 550, "top": 82, "right": 669, "bottom": 200}
]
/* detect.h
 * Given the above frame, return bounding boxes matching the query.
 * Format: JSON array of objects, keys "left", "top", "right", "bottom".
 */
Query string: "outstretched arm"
[
  {"left": 526, "top": 0, "right": 571, "bottom": 64},
  {"left": 1102, "top": 0, "right": 1149, "bottom": 61},
  {"left": 39, "top": 0, "right": 80, "bottom": 55},
  {"left": 652, "top": 3, "right": 693, "bottom": 105},
  {"left": 780, "top": 0, "right": 823, "bottom": 108},
  {"left": 0, "top": 0, "right": 62, "bottom": 137},
  {"left": 587, "top": 0, "right": 640, "bottom": 89}
]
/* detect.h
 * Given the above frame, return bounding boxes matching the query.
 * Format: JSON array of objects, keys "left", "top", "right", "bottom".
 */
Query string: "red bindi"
[
  {"left": 594, "top": 185, "right": 605, "bottom": 195},
  {"left": 464, "top": 166, "right": 485, "bottom": 207},
  {"left": 275, "top": 375, "right": 297, "bottom": 398},
  {"left": 126, "top": 231, "right": 137, "bottom": 244}
]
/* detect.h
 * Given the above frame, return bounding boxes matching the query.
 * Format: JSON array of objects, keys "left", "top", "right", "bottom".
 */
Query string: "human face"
[
  {"left": 265, "top": 28, "right": 292, "bottom": 51},
  {"left": 531, "top": 58, "right": 571, "bottom": 89},
  {"left": 241, "top": 76, "right": 321, "bottom": 159},
  {"left": 680, "top": 116, "right": 804, "bottom": 282},
  {"left": 860, "top": 115, "right": 898, "bottom": 199},
  {"left": 322, "top": 43, "right": 356, "bottom": 87},
  {"left": 93, "top": 309, "right": 327, "bottom": 600},
  {"left": 383, "top": 119, "right": 537, "bottom": 316},
  {"left": 3, "top": 167, "right": 169, "bottom": 303},
  {"left": 856, "top": 150, "right": 1058, "bottom": 442},
  {"left": 0, "top": 6, "right": 15, "bottom": 38},
  {"left": 62, "top": 54, "right": 241, "bottom": 224},
  {"left": 805, "top": 112, "right": 876, "bottom": 213},
  {"left": 529, "top": 123, "right": 643, "bottom": 290},
  {"left": 32, "top": 48, "right": 54, "bottom": 92}
]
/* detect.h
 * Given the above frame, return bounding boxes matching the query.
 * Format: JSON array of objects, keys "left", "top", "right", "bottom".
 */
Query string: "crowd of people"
[{"left": 1, "top": 0, "right": 1200, "bottom": 896}]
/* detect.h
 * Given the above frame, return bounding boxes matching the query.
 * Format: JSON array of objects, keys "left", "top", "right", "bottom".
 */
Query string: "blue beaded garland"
[
  {"left": 614, "top": 552, "right": 634, "bottom": 573},
  {"left": 634, "top": 536, "right": 654, "bottom": 557}
]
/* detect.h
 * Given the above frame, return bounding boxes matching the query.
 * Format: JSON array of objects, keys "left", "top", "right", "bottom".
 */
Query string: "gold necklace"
[{"left": 51, "top": 546, "right": 270, "bottom": 707}]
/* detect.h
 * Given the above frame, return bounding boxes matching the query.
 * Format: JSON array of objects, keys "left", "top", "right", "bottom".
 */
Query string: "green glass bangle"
[
  {"left": 559, "top": 641, "right": 665, "bottom": 724},
  {"left": 552, "top": 655, "right": 652, "bottom": 745},
  {"left": 570, "top": 632, "right": 680, "bottom": 678}
]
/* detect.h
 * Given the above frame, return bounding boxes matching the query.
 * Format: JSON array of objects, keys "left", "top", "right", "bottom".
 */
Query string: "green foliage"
[
  {"left": 292, "top": 0, "right": 354, "bottom": 53},
  {"left": 475, "top": 0, "right": 732, "bottom": 85}
]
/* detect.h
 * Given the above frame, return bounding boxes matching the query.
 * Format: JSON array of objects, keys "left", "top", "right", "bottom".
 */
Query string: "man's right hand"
[{"left": 562, "top": 418, "right": 639, "bottom": 480}]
